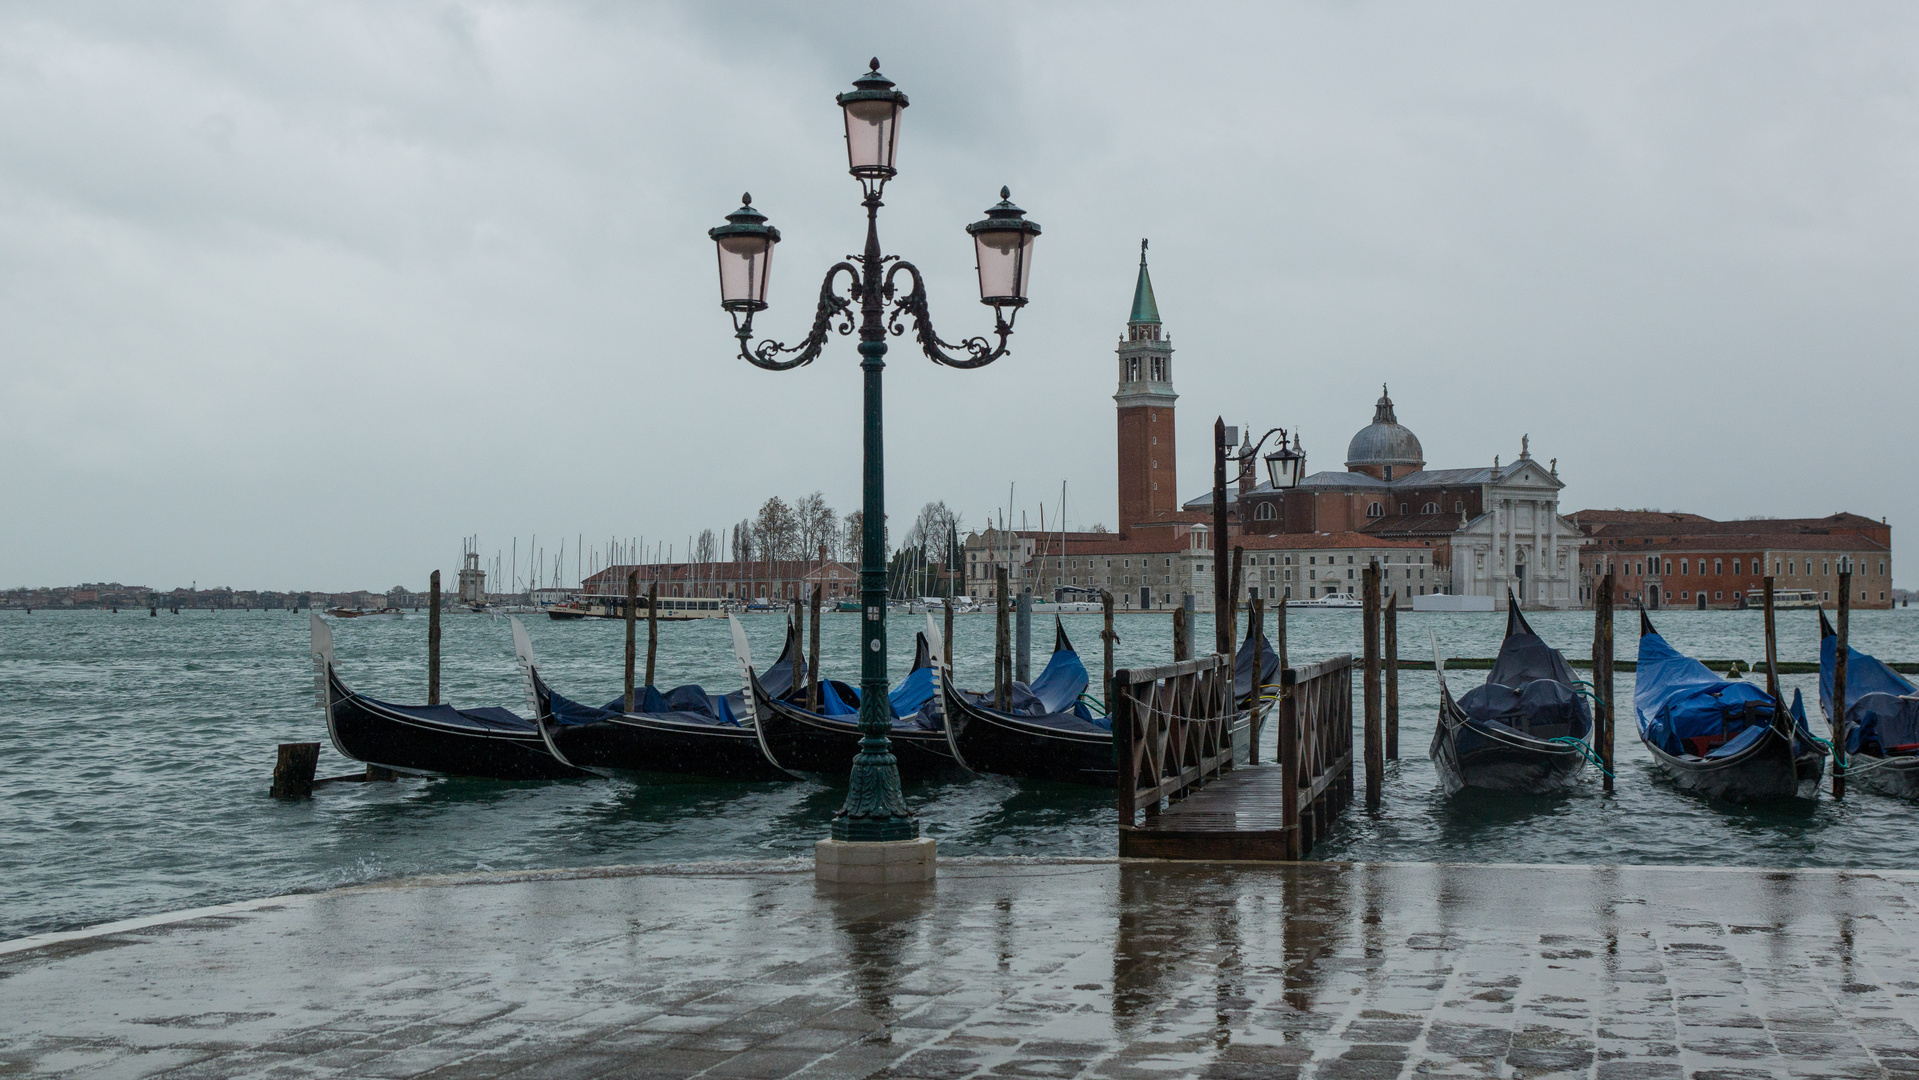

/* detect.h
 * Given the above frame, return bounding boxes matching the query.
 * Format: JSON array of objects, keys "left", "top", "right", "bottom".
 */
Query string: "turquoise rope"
[
  {"left": 1077, "top": 693, "right": 1108, "bottom": 717},
  {"left": 1548, "top": 736, "right": 1615, "bottom": 779}
]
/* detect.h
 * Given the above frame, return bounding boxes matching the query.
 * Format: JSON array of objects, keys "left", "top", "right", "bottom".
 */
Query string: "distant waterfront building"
[
  {"left": 1187, "top": 387, "right": 1581, "bottom": 609},
  {"left": 457, "top": 546, "right": 486, "bottom": 606},
  {"left": 1573, "top": 512, "right": 1895, "bottom": 610},
  {"left": 581, "top": 548, "right": 854, "bottom": 603},
  {"left": 1113, "top": 241, "right": 1178, "bottom": 538}
]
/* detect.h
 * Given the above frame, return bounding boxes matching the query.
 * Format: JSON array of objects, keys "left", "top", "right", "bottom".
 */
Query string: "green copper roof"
[{"left": 1129, "top": 239, "right": 1160, "bottom": 325}]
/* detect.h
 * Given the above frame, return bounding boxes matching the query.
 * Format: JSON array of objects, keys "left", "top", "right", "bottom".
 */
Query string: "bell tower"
[{"left": 1114, "top": 239, "right": 1177, "bottom": 537}]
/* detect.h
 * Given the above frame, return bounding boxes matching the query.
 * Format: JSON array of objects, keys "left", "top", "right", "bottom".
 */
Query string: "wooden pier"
[{"left": 1115, "top": 650, "right": 1355, "bottom": 860}]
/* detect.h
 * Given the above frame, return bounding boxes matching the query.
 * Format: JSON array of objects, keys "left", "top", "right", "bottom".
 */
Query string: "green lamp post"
[{"left": 710, "top": 59, "right": 1040, "bottom": 842}]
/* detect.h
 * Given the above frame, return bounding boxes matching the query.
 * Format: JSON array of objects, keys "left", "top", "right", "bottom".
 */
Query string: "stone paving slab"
[{"left": 5, "top": 859, "right": 1919, "bottom": 1079}]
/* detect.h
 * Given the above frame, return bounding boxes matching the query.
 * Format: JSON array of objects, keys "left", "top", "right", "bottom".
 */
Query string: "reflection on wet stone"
[{"left": 6, "top": 861, "right": 1919, "bottom": 1077}]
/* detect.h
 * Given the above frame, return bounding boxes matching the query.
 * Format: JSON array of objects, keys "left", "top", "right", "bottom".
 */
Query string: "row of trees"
[{"left": 701, "top": 494, "right": 961, "bottom": 573}]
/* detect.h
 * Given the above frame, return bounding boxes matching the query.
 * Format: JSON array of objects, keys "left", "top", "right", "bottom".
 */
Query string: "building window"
[
  {"left": 1680, "top": 560, "right": 1688, "bottom": 575},
  {"left": 1126, "top": 358, "right": 1139, "bottom": 381},
  {"left": 1367, "top": 502, "right": 1382, "bottom": 518},
  {"left": 1455, "top": 500, "right": 1464, "bottom": 512},
  {"left": 1715, "top": 591, "right": 1723, "bottom": 600},
  {"left": 1151, "top": 358, "right": 1164, "bottom": 381},
  {"left": 1423, "top": 502, "right": 1438, "bottom": 514},
  {"left": 1823, "top": 560, "right": 1831, "bottom": 575}
]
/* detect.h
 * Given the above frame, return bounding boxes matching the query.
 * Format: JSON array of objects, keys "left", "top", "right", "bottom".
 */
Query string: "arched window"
[
  {"left": 1255, "top": 503, "right": 1277, "bottom": 521},
  {"left": 1423, "top": 502, "right": 1438, "bottom": 514},
  {"left": 1367, "top": 502, "right": 1383, "bottom": 518}
]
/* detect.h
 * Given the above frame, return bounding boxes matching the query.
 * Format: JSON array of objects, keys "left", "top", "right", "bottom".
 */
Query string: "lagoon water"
[{"left": 2, "top": 604, "right": 1916, "bottom": 940}]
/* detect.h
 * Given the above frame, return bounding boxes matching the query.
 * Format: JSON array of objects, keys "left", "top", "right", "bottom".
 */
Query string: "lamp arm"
[
  {"left": 734, "top": 262, "right": 861, "bottom": 371},
  {"left": 1235, "top": 427, "right": 1289, "bottom": 461},
  {"left": 882, "top": 261, "right": 1014, "bottom": 370}
]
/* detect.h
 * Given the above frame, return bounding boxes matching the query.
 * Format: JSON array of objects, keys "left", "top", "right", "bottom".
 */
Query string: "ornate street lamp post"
[{"left": 710, "top": 59, "right": 1039, "bottom": 843}]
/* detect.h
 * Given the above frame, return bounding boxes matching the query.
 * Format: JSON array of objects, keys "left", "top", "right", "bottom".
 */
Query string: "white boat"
[
  {"left": 547, "top": 596, "right": 726, "bottom": 621},
  {"left": 325, "top": 607, "right": 405, "bottom": 620},
  {"left": 1745, "top": 588, "right": 1820, "bottom": 610},
  {"left": 1289, "top": 594, "right": 1363, "bottom": 610}
]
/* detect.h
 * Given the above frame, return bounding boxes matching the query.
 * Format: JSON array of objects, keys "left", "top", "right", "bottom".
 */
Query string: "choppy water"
[{"left": 2, "top": 604, "right": 1916, "bottom": 940}]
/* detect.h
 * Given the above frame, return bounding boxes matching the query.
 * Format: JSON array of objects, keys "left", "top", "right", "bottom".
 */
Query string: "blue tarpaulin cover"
[
  {"left": 1820, "top": 634, "right": 1919, "bottom": 754},
  {"left": 1451, "top": 609, "right": 1591, "bottom": 757},
  {"left": 1635, "top": 632, "right": 1779, "bottom": 757}
]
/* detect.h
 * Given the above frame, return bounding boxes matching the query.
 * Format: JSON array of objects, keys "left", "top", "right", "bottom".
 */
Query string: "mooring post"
[
  {"left": 1384, "top": 592, "right": 1398, "bottom": 761},
  {"left": 427, "top": 569, "right": 441, "bottom": 706},
  {"left": 1594, "top": 571, "right": 1615, "bottom": 793},
  {"left": 1763, "top": 576, "right": 1781, "bottom": 703},
  {"left": 810, "top": 584, "right": 823, "bottom": 712},
  {"left": 1275, "top": 595, "right": 1289, "bottom": 670},
  {"left": 996, "top": 566, "right": 1010, "bottom": 710},
  {"left": 1173, "top": 606, "right": 1190, "bottom": 663},
  {"left": 1278, "top": 669, "right": 1300, "bottom": 858},
  {"left": 624, "top": 570, "right": 638, "bottom": 711},
  {"left": 1101, "top": 589, "right": 1116, "bottom": 714},
  {"left": 943, "top": 596, "right": 956, "bottom": 677},
  {"left": 1015, "top": 588, "right": 1032, "bottom": 684},
  {"left": 1362, "top": 561, "right": 1382, "bottom": 807},
  {"left": 1247, "top": 594, "right": 1265, "bottom": 764},
  {"left": 270, "top": 742, "right": 320, "bottom": 800},
  {"left": 1225, "top": 546, "right": 1244, "bottom": 655},
  {"left": 645, "top": 582, "right": 659, "bottom": 692},
  {"left": 1835, "top": 569, "right": 1851, "bottom": 800}
]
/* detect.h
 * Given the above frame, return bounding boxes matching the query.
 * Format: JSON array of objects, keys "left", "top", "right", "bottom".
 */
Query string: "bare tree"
[
  {"left": 842, "top": 509, "right": 888, "bottom": 562},
  {"left": 755, "top": 497, "right": 797, "bottom": 561},
  {"left": 1087, "top": 522, "right": 1111, "bottom": 533},
  {"left": 905, "top": 501, "right": 960, "bottom": 561},
  {"left": 732, "top": 519, "right": 754, "bottom": 562},
  {"left": 694, "top": 528, "right": 718, "bottom": 564},
  {"left": 793, "top": 491, "right": 837, "bottom": 562}
]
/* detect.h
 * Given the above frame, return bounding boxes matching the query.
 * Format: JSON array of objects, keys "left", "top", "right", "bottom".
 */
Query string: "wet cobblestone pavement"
[{"left": 5, "top": 859, "right": 1919, "bottom": 1079}]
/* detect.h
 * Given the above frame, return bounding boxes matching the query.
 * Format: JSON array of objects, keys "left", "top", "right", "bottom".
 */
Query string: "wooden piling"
[
  {"left": 1226, "top": 545, "right": 1244, "bottom": 655},
  {"left": 427, "top": 570, "right": 441, "bottom": 706},
  {"left": 1362, "top": 561, "right": 1382, "bottom": 807},
  {"left": 1762, "top": 576, "right": 1781, "bottom": 703},
  {"left": 645, "top": 582, "right": 659, "bottom": 693},
  {"left": 943, "top": 597, "right": 955, "bottom": 676},
  {"left": 1101, "top": 589, "right": 1116, "bottom": 714},
  {"left": 1173, "top": 606, "right": 1190, "bottom": 663},
  {"left": 809, "top": 584, "right": 823, "bottom": 712},
  {"left": 1384, "top": 593, "right": 1398, "bottom": 761},
  {"left": 270, "top": 742, "right": 320, "bottom": 800},
  {"left": 1835, "top": 569, "right": 1851, "bottom": 800},
  {"left": 1248, "top": 595, "right": 1265, "bottom": 764},
  {"left": 1278, "top": 671, "right": 1300, "bottom": 858},
  {"left": 624, "top": 571, "right": 638, "bottom": 712},
  {"left": 996, "top": 566, "right": 1011, "bottom": 710},
  {"left": 1015, "top": 588, "right": 1032, "bottom": 684},
  {"left": 1275, "top": 595, "right": 1288, "bottom": 670},
  {"left": 1593, "top": 571, "right": 1615, "bottom": 793}
]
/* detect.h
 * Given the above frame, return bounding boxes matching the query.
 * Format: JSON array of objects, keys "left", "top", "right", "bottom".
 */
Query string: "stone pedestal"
[{"left": 814, "top": 838, "right": 936, "bottom": 884}]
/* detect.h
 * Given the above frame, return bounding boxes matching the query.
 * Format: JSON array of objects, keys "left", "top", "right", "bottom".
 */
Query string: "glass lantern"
[
  {"left": 708, "top": 194, "right": 779, "bottom": 312},
  {"left": 1265, "top": 436, "right": 1306, "bottom": 489},
  {"left": 965, "top": 188, "right": 1041, "bottom": 307},
  {"left": 836, "top": 59, "right": 908, "bottom": 186}
]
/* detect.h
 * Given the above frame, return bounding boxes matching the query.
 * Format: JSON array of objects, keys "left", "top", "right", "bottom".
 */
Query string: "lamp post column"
[{"left": 835, "top": 196, "right": 917, "bottom": 843}]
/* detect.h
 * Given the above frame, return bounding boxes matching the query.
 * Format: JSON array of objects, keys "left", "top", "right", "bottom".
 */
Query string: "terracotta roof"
[
  {"left": 1360, "top": 513, "right": 1466, "bottom": 538},
  {"left": 1575, "top": 512, "right": 1888, "bottom": 540},
  {"left": 1568, "top": 509, "right": 1712, "bottom": 527}
]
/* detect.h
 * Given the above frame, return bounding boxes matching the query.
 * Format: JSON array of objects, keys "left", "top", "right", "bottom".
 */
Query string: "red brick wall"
[{"left": 1117, "top": 405, "right": 1176, "bottom": 535}]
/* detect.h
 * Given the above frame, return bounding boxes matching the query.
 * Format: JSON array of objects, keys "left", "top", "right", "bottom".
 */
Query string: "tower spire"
[{"left": 1129, "top": 238, "right": 1160, "bottom": 325}]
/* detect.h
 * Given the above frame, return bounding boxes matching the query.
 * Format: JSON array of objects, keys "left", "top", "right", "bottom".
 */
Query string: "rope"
[
  {"left": 1547, "top": 736, "right": 1614, "bottom": 779},
  {"left": 1077, "top": 693, "right": 1108, "bottom": 717}
]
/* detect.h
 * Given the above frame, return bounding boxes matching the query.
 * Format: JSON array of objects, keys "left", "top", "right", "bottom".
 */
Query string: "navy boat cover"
[
  {"left": 1821, "top": 634, "right": 1919, "bottom": 755},
  {"left": 1456, "top": 610, "right": 1592, "bottom": 742},
  {"left": 1636, "top": 631, "right": 1780, "bottom": 757}
]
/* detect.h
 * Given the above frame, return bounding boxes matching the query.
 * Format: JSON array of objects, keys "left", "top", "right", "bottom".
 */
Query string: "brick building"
[
  {"left": 581, "top": 550, "right": 855, "bottom": 603},
  {"left": 1573, "top": 512, "right": 1894, "bottom": 610},
  {"left": 963, "top": 524, "right": 1436, "bottom": 612}
]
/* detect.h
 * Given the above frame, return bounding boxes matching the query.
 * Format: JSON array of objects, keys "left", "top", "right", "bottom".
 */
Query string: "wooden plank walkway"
[{"left": 1119, "top": 764, "right": 1291, "bottom": 860}]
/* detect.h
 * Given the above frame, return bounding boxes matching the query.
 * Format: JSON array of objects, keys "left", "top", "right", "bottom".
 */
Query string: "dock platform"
[{"left": 1117, "top": 763, "right": 1292, "bottom": 859}]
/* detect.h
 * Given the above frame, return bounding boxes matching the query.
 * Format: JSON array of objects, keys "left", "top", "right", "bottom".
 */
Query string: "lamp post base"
[{"left": 814, "top": 838, "right": 937, "bottom": 884}]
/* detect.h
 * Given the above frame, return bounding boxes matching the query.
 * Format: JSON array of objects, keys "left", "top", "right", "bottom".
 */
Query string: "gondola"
[
  {"left": 1636, "top": 610, "right": 1825, "bottom": 802},
  {"left": 1820, "top": 609, "right": 1919, "bottom": 798},
  {"left": 937, "top": 618, "right": 1110, "bottom": 784},
  {"left": 937, "top": 616, "right": 1278, "bottom": 786},
  {"left": 736, "top": 616, "right": 958, "bottom": 781},
  {"left": 512, "top": 618, "right": 790, "bottom": 782},
  {"left": 1430, "top": 596, "right": 1592, "bottom": 795},
  {"left": 307, "top": 613, "right": 589, "bottom": 781}
]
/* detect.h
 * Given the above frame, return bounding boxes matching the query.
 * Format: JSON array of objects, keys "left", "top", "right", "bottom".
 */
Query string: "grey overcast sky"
[{"left": 3, "top": 2, "right": 1916, "bottom": 592}]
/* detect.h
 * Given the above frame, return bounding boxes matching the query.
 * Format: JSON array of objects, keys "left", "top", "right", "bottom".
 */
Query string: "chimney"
[{"left": 818, "top": 542, "right": 829, "bottom": 564}]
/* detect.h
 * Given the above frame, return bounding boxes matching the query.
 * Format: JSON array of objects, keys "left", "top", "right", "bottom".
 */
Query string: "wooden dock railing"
[
  {"left": 1276, "top": 654, "right": 1355, "bottom": 859},
  {"left": 1114, "top": 653, "right": 1236, "bottom": 829},
  {"left": 1116, "top": 647, "right": 1355, "bottom": 860}
]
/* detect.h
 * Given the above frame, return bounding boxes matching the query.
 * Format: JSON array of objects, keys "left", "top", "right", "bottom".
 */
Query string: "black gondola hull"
[
  {"left": 749, "top": 676, "right": 959, "bottom": 781},
  {"left": 1430, "top": 717, "right": 1587, "bottom": 796},
  {"left": 1844, "top": 755, "right": 1919, "bottom": 799},
  {"left": 326, "top": 667, "right": 585, "bottom": 781},
  {"left": 942, "top": 677, "right": 1117, "bottom": 786},
  {"left": 542, "top": 715, "right": 787, "bottom": 781},
  {"left": 1640, "top": 725, "right": 1824, "bottom": 802}
]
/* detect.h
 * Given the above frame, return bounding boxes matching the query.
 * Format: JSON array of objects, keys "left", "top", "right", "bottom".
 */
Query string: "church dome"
[{"left": 1345, "top": 385, "right": 1424, "bottom": 473}]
